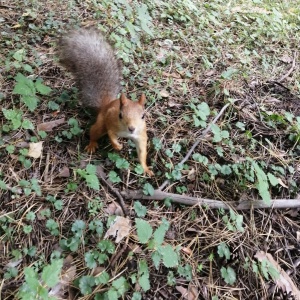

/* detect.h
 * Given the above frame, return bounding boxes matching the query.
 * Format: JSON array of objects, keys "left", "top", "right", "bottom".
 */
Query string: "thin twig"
[
  {"left": 122, "top": 189, "right": 300, "bottom": 210},
  {"left": 278, "top": 51, "right": 298, "bottom": 83},
  {"left": 96, "top": 165, "right": 129, "bottom": 216},
  {"left": 159, "top": 101, "right": 237, "bottom": 190}
]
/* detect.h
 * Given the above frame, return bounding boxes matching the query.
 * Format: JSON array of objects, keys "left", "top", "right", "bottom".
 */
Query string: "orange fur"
[{"left": 85, "top": 94, "right": 153, "bottom": 176}]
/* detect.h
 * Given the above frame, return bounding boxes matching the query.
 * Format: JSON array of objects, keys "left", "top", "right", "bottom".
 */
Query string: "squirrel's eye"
[
  {"left": 119, "top": 112, "right": 123, "bottom": 119},
  {"left": 141, "top": 113, "right": 145, "bottom": 119}
]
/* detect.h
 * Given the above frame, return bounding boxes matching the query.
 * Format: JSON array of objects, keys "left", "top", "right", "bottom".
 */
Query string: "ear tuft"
[
  {"left": 120, "top": 93, "right": 128, "bottom": 107},
  {"left": 139, "top": 93, "right": 146, "bottom": 106}
]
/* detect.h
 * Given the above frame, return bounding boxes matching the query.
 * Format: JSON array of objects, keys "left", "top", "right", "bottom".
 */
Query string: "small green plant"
[
  {"left": 19, "top": 179, "right": 41, "bottom": 196},
  {"left": 77, "top": 164, "right": 100, "bottom": 191},
  {"left": 17, "top": 258, "right": 63, "bottom": 299},
  {"left": 12, "top": 73, "right": 52, "bottom": 112},
  {"left": 222, "top": 209, "right": 244, "bottom": 232},
  {"left": 135, "top": 218, "right": 179, "bottom": 271},
  {"left": 60, "top": 219, "right": 86, "bottom": 252},
  {"left": 134, "top": 201, "right": 147, "bottom": 217},
  {"left": 46, "top": 195, "right": 63, "bottom": 210},
  {"left": 220, "top": 266, "right": 236, "bottom": 285}
]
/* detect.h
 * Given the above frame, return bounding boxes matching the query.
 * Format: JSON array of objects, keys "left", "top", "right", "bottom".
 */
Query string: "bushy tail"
[{"left": 58, "top": 28, "right": 122, "bottom": 109}]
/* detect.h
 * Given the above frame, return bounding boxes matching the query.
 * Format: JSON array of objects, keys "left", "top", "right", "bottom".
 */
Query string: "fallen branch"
[
  {"left": 159, "top": 101, "right": 236, "bottom": 190},
  {"left": 96, "top": 165, "right": 129, "bottom": 216},
  {"left": 122, "top": 189, "right": 300, "bottom": 210}
]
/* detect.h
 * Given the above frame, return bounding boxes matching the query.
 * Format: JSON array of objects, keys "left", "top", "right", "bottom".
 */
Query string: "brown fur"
[{"left": 58, "top": 28, "right": 153, "bottom": 176}]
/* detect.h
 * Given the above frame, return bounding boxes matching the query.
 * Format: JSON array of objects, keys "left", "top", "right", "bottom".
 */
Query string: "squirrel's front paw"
[
  {"left": 85, "top": 142, "right": 98, "bottom": 154},
  {"left": 112, "top": 143, "right": 123, "bottom": 151},
  {"left": 144, "top": 167, "right": 154, "bottom": 177}
]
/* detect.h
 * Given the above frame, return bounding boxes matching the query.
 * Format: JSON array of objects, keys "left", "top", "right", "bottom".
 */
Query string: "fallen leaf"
[
  {"left": 176, "top": 286, "right": 188, "bottom": 298},
  {"left": 277, "top": 178, "right": 288, "bottom": 188},
  {"left": 181, "top": 247, "right": 192, "bottom": 255},
  {"left": 58, "top": 166, "right": 70, "bottom": 178},
  {"left": 162, "top": 72, "right": 181, "bottom": 79},
  {"left": 28, "top": 142, "right": 43, "bottom": 158},
  {"left": 255, "top": 251, "right": 300, "bottom": 299},
  {"left": 5, "top": 259, "right": 22, "bottom": 269},
  {"left": 188, "top": 284, "right": 198, "bottom": 300},
  {"left": 104, "top": 216, "right": 131, "bottom": 243},
  {"left": 280, "top": 53, "right": 293, "bottom": 63},
  {"left": 105, "top": 203, "right": 123, "bottom": 216},
  {"left": 160, "top": 89, "right": 169, "bottom": 98},
  {"left": 37, "top": 118, "right": 65, "bottom": 132}
]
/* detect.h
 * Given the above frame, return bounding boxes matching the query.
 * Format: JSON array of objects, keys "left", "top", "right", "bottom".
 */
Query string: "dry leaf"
[
  {"left": 58, "top": 166, "right": 70, "bottom": 178},
  {"left": 162, "top": 72, "right": 181, "bottom": 79},
  {"left": 255, "top": 251, "right": 300, "bottom": 299},
  {"left": 277, "top": 178, "right": 288, "bottom": 188},
  {"left": 188, "top": 284, "right": 198, "bottom": 300},
  {"left": 280, "top": 54, "right": 293, "bottom": 63},
  {"left": 104, "top": 216, "right": 131, "bottom": 243},
  {"left": 160, "top": 89, "right": 169, "bottom": 98},
  {"left": 37, "top": 118, "right": 65, "bottom": 132},
  {"left": 176, "top": 286, "right": 188, "bottom": 298},
  {"left": 181, "top": 247, "right": 192, "bottom": 255},
  {"left": 105, "top": 203, "right": 123, "bottom": 216},
  {"left": 28, "top": 142, "right": 43, "bottom": 158}
]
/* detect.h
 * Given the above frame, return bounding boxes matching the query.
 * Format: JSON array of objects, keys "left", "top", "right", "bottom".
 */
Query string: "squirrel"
[{"left": 58, "top": 27, "right": 153, "bottom": 176}]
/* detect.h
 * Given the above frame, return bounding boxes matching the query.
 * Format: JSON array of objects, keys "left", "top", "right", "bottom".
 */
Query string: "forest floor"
[{"left": 1, "top": 1, "right": 300, "bottom": 299}]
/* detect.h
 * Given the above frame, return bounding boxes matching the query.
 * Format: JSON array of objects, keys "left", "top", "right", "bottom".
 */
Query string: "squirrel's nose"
[{"left": 128, "top": 126, "right": 135, "bottom": 133}]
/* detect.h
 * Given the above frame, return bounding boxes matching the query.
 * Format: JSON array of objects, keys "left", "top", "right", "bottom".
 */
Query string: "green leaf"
[
  {"left": 21, "top": 95, "right": 39, "bottom": 112},
  {"left": 134, "top": 164, "right": 144, "bottom": 175},
  {"left": 35, "top": 78, "right": 52, "bottom": 95},
  {"left": 0, "top": 180, "right": 7, "bottom": 190},
  {"left": 221, "top": 266, "right": 236, "bottom": 285},
  {"left": 95, "top": 271, "right": 110, "bottom": 285},
  {"left": 107, "top": 289, "right": 118, "bottom": 300},
  {"left": 177, "top": 264, "right": 192, "bottom": 281},
  {"left": 253, "top": 162, "right": 271, "bottom": 205},
  {"left": 221, "top": 68, "right": 237, "bottom": 79},
  {"left": 86, "top": 164, "right": 97, "bottom": 175},
  {"left": 23, "top": 267, "right": 40, "bottom": 291},
  {"left": 159, "top": 244, "right": 178, "bottom": 268},
  {"left": 139, "top": 273, "right": 150, "bottom": 292},
  {"left": 132, "top": 292, "right": 142, "bottom": 300},
  {"left": 72, "top": 220, "right": 86, "bottom": 233},
  {"left": 108, "top": 171, "right": 121, "bottom": 183},
  {"left": 13, "top": 49, "right": 26, "bottom": 62},
  {"left": 267, "top": 173, "right": 278, "bottom": 186},
  {"left": 112, "top": 276, "right": 129, "bottom": 295},
  {"left": 41, "top": 259, "right": 63, "bottom": 287},
  {"left": 217, "top": 243, "right": 231, "bottom": 260},
  {"left": 23, "top": 225, "right": 32, "bottom": 234},
  {"left": 79, "top": 275, "right": 95, "bottom": 295},
  {"left": 85, "top": 251, "right": 97, "bottom": 269},
  {"left": 13, "top": 73, "right": 35, "bottom": 96},
  {"left": 151, "top": 251, "right": 161, "bottom": 269},
  {"left": 153, "top": 219, "right": 169, "bottom": 246},
  {"left": 116, "top": 158, "right": 130, "bottom": 169},
  {"left": 143, "top": 183, "right": 154, "bottom": 196},
  {"left": 135, "top": 218, "right": 153, "bottom": 244},
  {"left": 136, "top": 4, "right": 153, "bottom": 37},
  {"left": 138, "top": 260, "right": 150, "bottom": 292},
  {"left": 134, "top": 201, "right": 147, "bottom": 217},
  {"left": 22, "top": 119, "right": 34, "bottom": 130},
  {"left": 85, "top": 174, "right": 100, "bottom": 191},
  {"left": 196, "top": 102, "right": 210, "bottom": 120}
]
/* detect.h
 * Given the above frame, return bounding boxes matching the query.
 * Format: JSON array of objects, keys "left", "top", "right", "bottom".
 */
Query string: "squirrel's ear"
[
  {"left": 120, "top": 93, "right": 128, "bottom": 107},
  {"left": 138, "top": 93, "right": 146, "bottom": 106}
]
